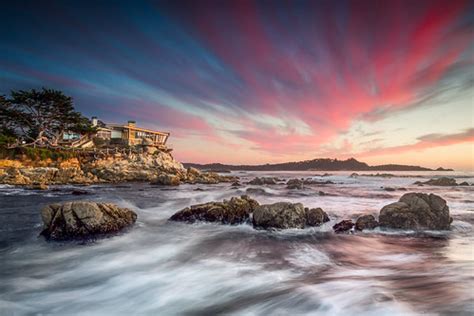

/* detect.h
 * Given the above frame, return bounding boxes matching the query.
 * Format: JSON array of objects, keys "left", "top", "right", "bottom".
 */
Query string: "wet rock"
[
  {"left": 40, "top": 201, "right": 137, "bottom": 240},
  {"left": 286, "top": 179, "right": 304, "bottom": 189},
  {"left": 459, "top": 181, "right": 470, "bottom": 186},
  {"left": 379, "top": 192, "right": 451, "bottom": 230},
  {"left": 350, "top": 173, "right": 359, "bottom": 178},
  {"left": 398, "top": 187, "right": 407, "bottom": 191},
  {"left": 71, "top": 189, "right": 89, "bottom": 195},
  {"left": 169, "top": 195, "right": 259, "bottom": 225},
  {"left": 248, "top": 177, "right": 279, "bottom": 185},
  {"left": 415, "top": 177, "right": 457, "bottom": 186},
  {"left": 231, "top": 181, "right": 241, "bottom": 187},
  {"left": 253, "top": 202, "right": 306, "bottom": 229},
  {"left": 193, "top": 187, "right": 204, "bottom": 191},
  {"left": 318, "top": 191, "right": 326, "bottom": 196},
  {"left": 246, "top": 187, "right": 267, "bottom": 195},
  {"left": 305, "top": 207, "right": 330, "bottom": 226},
  {"left": 355, "top": 215, "right": 378, "bottom": 231},
  {"left": 152, "top": 173, "right": 181, "bottom": 186},
  {"left": 304, "top": 179, "right": 334, "bottom": 185},
  {"left": 333, "top": 220, "right": 354, "bottom": 233},
  {"left": 28, "top": 183, "right": 49, "bottom": 190},
  {"left": 383, "top": 187, "right": 396, "bottom": 192}
]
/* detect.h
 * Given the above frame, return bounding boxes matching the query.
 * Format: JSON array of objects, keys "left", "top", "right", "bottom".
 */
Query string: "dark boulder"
[
  {"left": 459, "top": 181, "right": 470, "bottom": 186},
  {"left": 355, "top": 215, "right": 378, "bottom": 231},
  {"left": 333, "top": 220, "right": 354, "bottom": 233},
  {"left": 305, "top": 207, "right": 330, "bottom": 226},
  {"left": 40, "top": 201, "right": 137, "bottom": 240},
  {"left": 169, "top": 195, "right": 259, "bottom": 225},
  {"left": 286, "top": 179, "right": 304, "bottom": 189},
  {"left": 253, "top": 202, "right": 306, "bottom": 229},
  {"left": 379, "top": 192, "right": 451, "bottom": 230},
  {"left": 383, "top": 187, "right": 396, "bottom": 192}
]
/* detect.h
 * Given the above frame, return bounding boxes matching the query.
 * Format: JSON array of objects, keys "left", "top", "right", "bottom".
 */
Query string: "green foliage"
[
  {"left": 0, "top": 133, "right": 17, "bottom": 147},
  {"left": 1, "top": 88, "right": 96, "bottom": 145},
  {"left": 0, "top": 146, "right": 75, "bottom": 161}
]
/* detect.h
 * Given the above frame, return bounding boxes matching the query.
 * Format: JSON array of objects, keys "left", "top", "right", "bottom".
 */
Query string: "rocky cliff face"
[{"left": 0, "top": 150, "right": 235, "bottom": 185}]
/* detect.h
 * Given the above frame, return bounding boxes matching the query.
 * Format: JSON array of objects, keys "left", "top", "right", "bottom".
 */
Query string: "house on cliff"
[{"left": 61, "top": 117, "right": 170, "bottom": 149}]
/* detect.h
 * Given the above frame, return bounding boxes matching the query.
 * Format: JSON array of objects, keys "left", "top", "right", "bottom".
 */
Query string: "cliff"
[{"left": 0, "top": 149, "right": 235, "bottom": 186}]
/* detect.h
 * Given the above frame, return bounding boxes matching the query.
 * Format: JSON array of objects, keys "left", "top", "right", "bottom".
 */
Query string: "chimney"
[
  {"left": 127, "top": 120, "right": 136, "bottom": 128},
  {"left": 91, "top": 116, "right": 98, "bottom": 127}
]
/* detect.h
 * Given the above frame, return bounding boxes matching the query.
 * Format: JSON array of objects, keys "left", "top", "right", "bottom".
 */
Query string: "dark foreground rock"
[
  {"left": 253, "top": 202, "right": 306, "bottom": 229},
  {"left": 355, "top": 215, "right": 378, "bottom": 231},
  {"left": 40, "top": 201, "right": 137, "bottom": 240},
  {"left": 169, "top": 195, "right": 259, "bottom": 225},
  {"left": 305, "top": 207, "right": 330, "bottom": 226},
  {"left": 333, "top": 220, "right": 354, "bottom": 233},
  {"left": 253, "top": 202, "right": 329, "bottom": 229},
  {"left": 414, "top": 177, "right": 457, "bottom": 186},
  {"left": 379, "top": 192, "right": 451, "bottom": 230}
]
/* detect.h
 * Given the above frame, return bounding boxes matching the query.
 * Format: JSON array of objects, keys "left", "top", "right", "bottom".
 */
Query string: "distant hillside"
[{"left": 184, "top": 158, "right": 452, "bottom": 172}]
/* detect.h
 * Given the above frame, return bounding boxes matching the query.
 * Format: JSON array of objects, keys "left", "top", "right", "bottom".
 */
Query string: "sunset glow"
[{"left": 1, "top": 0, "right": 473, "bottom": 169}]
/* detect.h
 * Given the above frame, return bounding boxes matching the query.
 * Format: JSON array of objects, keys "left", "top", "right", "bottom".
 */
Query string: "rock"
[
  {"left": 383, "top": 187, "right": 396, "bottom": 192},
  {"left": 248, "top": 177, "right": 278, "bottom": 185},
  {"left": 29, "top": 183, "right": 49, "bottom": 190},
  {"left": 350, "top": 173, "right": 359, "bottom": 178},
  {"left": 246, "top": 187, "right": 267, "bottom": 195},
  {"left": 231, "top": 181, "right": 241, "bottom": 187},
  {"left": 286, "top": 178, "right": 304, "bottom": 189},
  {"left": 379, "top": 192, "right": 451, "bottom": 230},
  {"left": 71, "top": 189, "right": 89, "bottom": 195},
  {"left": 169, "top": 195, "right": 259, "bottom": 225},
  {"left": 305, "top": 207, "right": 330, "bottom": 226},
  {"left": 152, "top": 173, "right": 181, "bottom": 186},
  {"left": 40, "top": 201, "right": 137, "bottom": 240},
  {"left": 398, "top": 187, "right": 407, "bottom": 191},
  {"left": 333, "top": 220, "right": 354, "bottom": 233},
  {"left": 303, "top": 178, "right": 334, "bottom": 185},
  {"left": 459, "top": 181, "right": 470, "bottom": 186},
  {"left": 416, "top": 177, "right": 457, "bottom": 186},
  {"left": 355, "top": 215, "right": 378, "bottom": 230},
  {"left": 253, "top": 202, "right": 306, "bottom": 229},
  {"left": 318, "top": 191, "right": 326, "bottom": 196}
]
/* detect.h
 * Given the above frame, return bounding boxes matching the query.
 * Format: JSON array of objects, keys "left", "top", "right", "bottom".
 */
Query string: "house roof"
[{"left": 106, "top": 124, "right": 170, "bottom": 136}]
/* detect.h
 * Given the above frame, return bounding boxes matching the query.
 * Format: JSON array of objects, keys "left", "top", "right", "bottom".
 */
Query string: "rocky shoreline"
[
  {"left": 39, "top": 192, "right": 452, "bottom": 241},
  {"left": 0, "top": 150, "right": 236, "bottom": 186}
]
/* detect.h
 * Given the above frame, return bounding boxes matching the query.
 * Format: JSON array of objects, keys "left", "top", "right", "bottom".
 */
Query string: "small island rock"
[
  {"left": 40, "top": 201, "right": 137, "bottom": 240},
  {"left": 333, "top": 220, "right": 354, "bottom": 233},
  {"left": 379, "top": 192, "right": 451, "bottom": 230},
  {"left": 253, "top": 202, "right": 306, "bottom": 229},
  {"left": 169, "top": 195, "right": 259, "bottom": 225},
  {"left": 355, "top": 215, "right": 378, "bottom": 230}
]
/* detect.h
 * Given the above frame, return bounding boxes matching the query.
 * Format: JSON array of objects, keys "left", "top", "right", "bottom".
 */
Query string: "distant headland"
[{"left": 184, "top": 158, "right": 454, "bottom": 172}]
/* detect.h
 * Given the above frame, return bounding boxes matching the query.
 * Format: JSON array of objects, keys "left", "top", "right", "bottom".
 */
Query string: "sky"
[{"left": 1, "top": 0, "right": 473, "bottom": 170}]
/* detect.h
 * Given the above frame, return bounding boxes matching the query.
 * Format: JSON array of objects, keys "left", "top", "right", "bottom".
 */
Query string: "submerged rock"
[
  {"left": 248, "top": 177, "right": 279, "bottom": 185},
  {"left": 414, "top": 177, "right": 457, "bottom": 186},
  {"left": 286, "top": 179, "right": 304, "bottom": 189},
  {"left": 333, "top": 220, "right": 354, "bottom": 233},
  {"left": 355, "top": 215, "right": 378, "bottom": 231},
  {"left": 305, "top": 207, "right": 330, "bottom": 226},
  {"left": 246, "top": 187, "right": 267, "bottom": 195},
  {"left": 169, "top": 195, "right": 259, "bottom": 225},
  {"left": 253, "top": 202, "right": 306, "bottom": 229},
  {"left": 40, "top": 201, "right": 137, "bottom": 240},
  {"left": 379, "top": 192, "right": 451, "bottom": 230}
]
